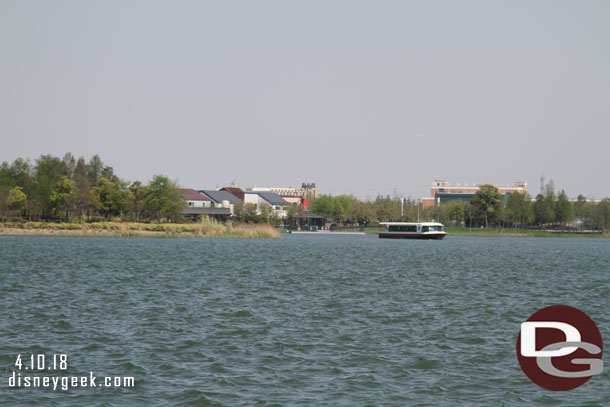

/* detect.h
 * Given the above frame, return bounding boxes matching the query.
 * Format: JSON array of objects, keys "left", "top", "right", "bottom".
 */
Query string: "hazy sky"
[{"left": 2, "top": 1, "right": 609, "bottom": 200}]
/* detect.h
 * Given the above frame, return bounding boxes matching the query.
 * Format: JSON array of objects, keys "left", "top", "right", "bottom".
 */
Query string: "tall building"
[{"left": 421, "top": 180, "right": 527, "bottom": 208}]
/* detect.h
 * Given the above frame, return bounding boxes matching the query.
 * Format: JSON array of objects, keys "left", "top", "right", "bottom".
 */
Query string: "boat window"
[
  {"left": 388, "top": 225, "right": 417, "bottom": 232},
  {"left": 421, "top": 226, "right": 429, "bottom": 232},
  {"left": 427, "top": 226, "right": 444, "bottom": 232}
]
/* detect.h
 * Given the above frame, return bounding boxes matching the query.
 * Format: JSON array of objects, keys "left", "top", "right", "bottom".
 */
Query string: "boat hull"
[{"left": 379, "top": 232, "right": 446, "bottom": 240}]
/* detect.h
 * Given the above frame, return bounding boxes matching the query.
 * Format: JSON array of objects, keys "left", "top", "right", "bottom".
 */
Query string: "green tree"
[
  {"left": 86, "top": 155, "right": 104, "bottom": 185},
  {"left": 544, "top": 180, "right": 556, "bottom": 224},
  {"left": 10, "top": 158, "right": 33, "bottom": 188},
  {"left": 73, "top": 157, "right": 98, "bottom": 220},
  {"left": 243, "top": 203, "right": 258, "bottom": 223},
  {"left": 0, "top": 162, "right": 14, "bottom": 190},
  {"left": 35, "top": 155, "right": 69, "bottom": 219},
  {"left": 310, "top": 195, "right": 334, "bottom": 218},
  {"left": 95, "top": 177, "right": 128, "bottom": 218},
  {"left": 0, "top": 187, "right": 9, "bottom": 221},
  {"left": 336, "top": 195, "right": 359, "bottom": 224},
  {"left": 7, "top": 186, "right": 27, "bottom": 218},
  {"left": 232, "top": 200, "right": 245, "bottom": 222},
  {"left": 331, "top": 200, "right": 347, "bottom": 224},
  {"left": 50, "top": 176, "right": 76, "bottom": 220},
  {"left": 144, "top": 175, "right": 185, "bottom": 222},
  {"left": 533, "top": 194, "right": 553, "bottom": 225},
  {"left": 446, "top": 201, "right": 465, "bottom": 225},
  {"left": 267, "top": 206, "right": 281, "bottom": 227},
  {"left": 470, "top": 184, "right": 501, "bottom": 227},
  {"left": 286, "top": 203, "right": 299, "bottom": 226},
  {"left": 506, "top": 192, "right": 532, "bottom": 226},
  {"left": 62, "top": 152, "right": 76, "bottom": 178},
  {"left": 580, "top": 202, "right": 594, "bottom": 228},
  {"left": 258, "top": 203, "right": 271, "bottom": 224},
  {"left": 574, "top": 194, "right": 587, "bottom": 219},
  {"left": 422, "top": 204, "right": 443, "bottom": 223},
  {"left": 373, "top": 195, "right": 400, "bottom": 222},
  {"left": 127, "top": 181, "right": 148, "bottom": 221},
  {"left": 352, "top": 201, "right": 374, "bottom": 225},
  {"left": 596, "top": 199, "right": 610, "bottom": 233},
  {"left": 555, "top": 190, "right": 573, "bottom": 226}
]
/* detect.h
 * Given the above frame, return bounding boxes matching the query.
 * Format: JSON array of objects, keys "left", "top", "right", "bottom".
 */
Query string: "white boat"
[{"left": 379, "top": 222, "right": 446, "bottom": 239}]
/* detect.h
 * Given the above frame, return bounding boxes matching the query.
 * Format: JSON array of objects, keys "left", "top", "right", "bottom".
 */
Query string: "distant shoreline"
[
  {"left": 0, "top": 221, "right": 280, "bottom": 239},
  {"left": 444, "top": 226, "right": 608, "bottom": 238}
]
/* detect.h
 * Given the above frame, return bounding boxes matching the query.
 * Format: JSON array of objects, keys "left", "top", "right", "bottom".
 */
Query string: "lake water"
[{"left": 0, "top": 234, "right": 608, "bottom": 406}]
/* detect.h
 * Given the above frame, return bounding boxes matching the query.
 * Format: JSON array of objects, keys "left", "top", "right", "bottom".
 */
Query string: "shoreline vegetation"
[
  {"left": 443, "top": 226, "right": 608, "bottom": 238},
  {"left": 0, "top": 219, "right": 280, "bottom": 239}
]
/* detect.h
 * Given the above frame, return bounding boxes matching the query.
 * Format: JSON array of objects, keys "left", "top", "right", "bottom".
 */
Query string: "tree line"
[
  {"left": 0, "top": 153, "right": 184, "bottom": 222},
  {"left": 309, "top": 183, "right": 610, "bottom": 232},
  {"left": 3, "top": 154, "right": 609, "bottom": 231}
]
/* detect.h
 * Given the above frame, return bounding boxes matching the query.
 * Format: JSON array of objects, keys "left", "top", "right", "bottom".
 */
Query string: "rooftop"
[
  {"left": 252, "top": 191, "right": 288, "bottom": 206},
  {"left": 179, "top": 188, "right": 210, "bottom": 201},
  {"left": 199, "top": 189, "right": 242, "bottom": 204}
]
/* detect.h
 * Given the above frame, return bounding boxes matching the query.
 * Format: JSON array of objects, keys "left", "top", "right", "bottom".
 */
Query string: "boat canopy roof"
[{"left": 380, "top": 222, "right": 444, "bottom": 226}]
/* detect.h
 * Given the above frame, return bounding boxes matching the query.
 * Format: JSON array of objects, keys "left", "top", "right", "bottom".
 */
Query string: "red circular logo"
[{"left": 516, "top": 305, "right": 603, "bottom": 391}]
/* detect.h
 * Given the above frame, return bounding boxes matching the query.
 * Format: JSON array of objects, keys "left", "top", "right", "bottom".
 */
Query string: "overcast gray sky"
[{"left": 1, "top": 1, "right": 609, "bottom": 200}]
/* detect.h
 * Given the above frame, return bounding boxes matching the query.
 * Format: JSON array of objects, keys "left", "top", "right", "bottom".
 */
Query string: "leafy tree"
[
  {"left": 580, "top": 202, "right": 594, "bottom": 227},
  {"left": 506, "top": 192, "right": 532, "bottom": 226},
  {"left": 310, "top": 195, "right": 334, "bottom": 218},
  {"left": 352, "top": 201, "right": 374, "bottom": 225},
  {"left": 285, "top": 203, "right": 299, "bottom": 226},
  {"left": 8, "top": 159, "right": 34, "bottom": 218},
  {"left": 0, "top": 187, "right": 10, "bottom": 221},
  {"left": 267, "top": 206, "right": 282, "bottom": 227},
  {"left": 87, "top": 155, "right": 104, "bottom": 185},
  {"left": 446, "top": 201, "right": 465, "bottom": 225},
  {"left": 232, "top": 200, "right": 245, "bottom": 222},
  {"left": 595, "top": 199, "right": 610, "bottom": 232},
  {"left": 555, "top": 190, "right": 573, "bottom": 226},
  {"left": 543, "top": 180, "right": 556, "bottom": 224},
  {"left": 144, "top": 175, "right": 184, "bottom": 222},
  {"left": 7, "top": 186, "right": 27, "bottom": 217},
  {"left": 127, "top": 181, "right": 148, "bottom": 221},
  {"left": 50, "top": 176, "right": 76, "bottom": 219},
  {"left": 34, "top": 155, "right": 68, "bottom": 219},
  {"left": 373, "top": 195, "right": 400, "bottom": 222},
  {"left": 574, "top": 194, "right": 587, "bottom": 219},
  {"left": 62, "top": 153, "right": 76, "bottom": 178},
  {"left": 470, "top": 184, "right": 501, "bottom": 227},
  {"left": 243, "top": 203, "right": 258, "bottom": 223},
  {"left": 332, "top": 200, "right": 347, "bottom": 224},
  {"left": 10, "top": 158, "right": 33, "bottom": 189},
  {"left": 0, "top": 162, "right": 14, "bottom": 190},
  {"left": 73, "top": 157, "right": 98, "bottom": 220},
  {"left": 95, "top": 177, "right": 128, "bottom": 218},
  {"left": 422, "top": 204, "right": 443, "bottom": 223},
  {"left": 533, "top": 194, "right": 553, "bottom": 225},
  {"left": 258, "top": 203, "right": 271, "bottom": 224},
  {"left": 101, "top": 165, "right": 115, "bottom": 180}
]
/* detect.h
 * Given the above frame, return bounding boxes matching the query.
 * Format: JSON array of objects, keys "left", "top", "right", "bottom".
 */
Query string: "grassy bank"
[
  {"left": 0, "top": 220, "right": 280, "bottom": 239},
  {"left": 445, "top": 226, "right": 607, "bottom": 238}
]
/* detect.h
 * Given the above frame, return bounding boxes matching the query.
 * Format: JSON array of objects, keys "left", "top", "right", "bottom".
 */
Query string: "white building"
[{"left": 244, "top": 191, "right": 290, "bottom": 218}]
